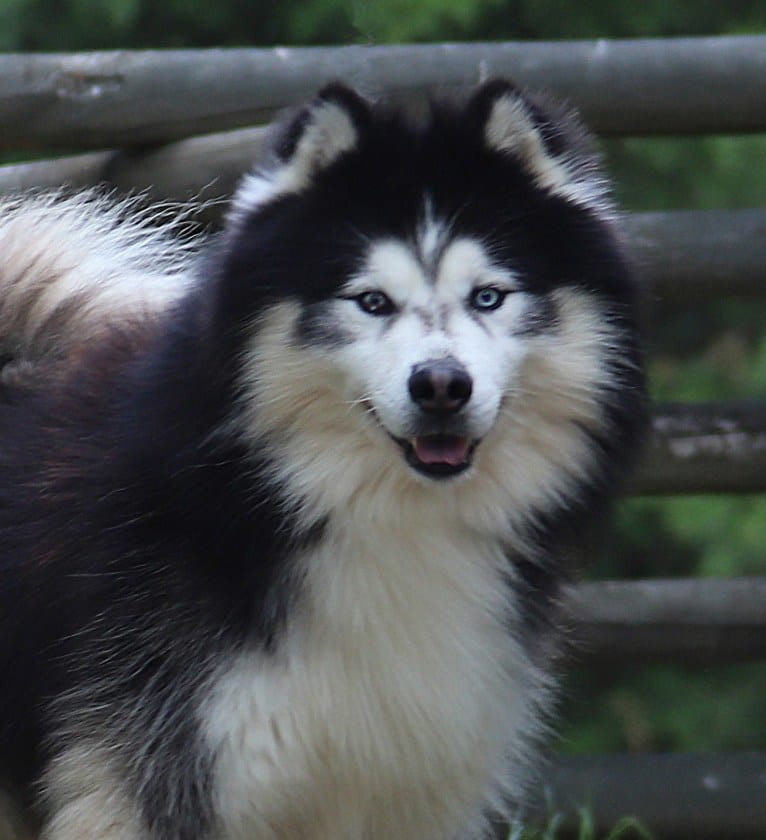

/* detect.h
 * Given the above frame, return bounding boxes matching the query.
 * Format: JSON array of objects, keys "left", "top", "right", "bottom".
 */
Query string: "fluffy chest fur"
[{"left": 204, "top": 511, "right": 543, "bottom": 840}]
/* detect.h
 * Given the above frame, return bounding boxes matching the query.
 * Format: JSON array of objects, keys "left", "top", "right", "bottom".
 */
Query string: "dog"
[{"left": 0, "top": 81, "right": 646, "bottom": 839}]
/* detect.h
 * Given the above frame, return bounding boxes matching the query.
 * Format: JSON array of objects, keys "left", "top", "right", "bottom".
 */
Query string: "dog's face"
[
  {"left": 222, "top": 82, "right": 643, "bottom": 511},
  {"left": 328, "top": 232, "right": 535, "bottom": 479}
]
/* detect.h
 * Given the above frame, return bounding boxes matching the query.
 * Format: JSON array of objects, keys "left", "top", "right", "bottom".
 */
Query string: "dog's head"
[{"left": 218, "top": 82, "right": 644, "bottom": 518}]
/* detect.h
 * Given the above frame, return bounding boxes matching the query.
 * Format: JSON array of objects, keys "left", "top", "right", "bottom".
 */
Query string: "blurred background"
[{"left": 3, "top": 0, "right": 765, "bottom": 764}]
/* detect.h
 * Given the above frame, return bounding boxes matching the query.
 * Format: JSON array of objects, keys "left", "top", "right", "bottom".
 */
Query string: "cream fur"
[
  {"left": 205, "top": 519, "right": 543, "bottom": 840},
  {"left": 38, "top": 743, "right": 144, "bottom": 840}
]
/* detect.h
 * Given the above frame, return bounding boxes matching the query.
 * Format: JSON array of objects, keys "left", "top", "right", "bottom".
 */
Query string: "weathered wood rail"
[
  {"left": 565, "top": 577, "right": 766, "bottom": 663},
  {"left": 545, "top": 752, "right": 766, "bottom": 838},
  {"left": 4, "top": 36, "right": 766, "bottom": 150},
  {"left": 1, "top": 36, "right": 765, "bottom": 839},
  {"left": 638, "top": 402, "right": 766, "bottom": 496}
]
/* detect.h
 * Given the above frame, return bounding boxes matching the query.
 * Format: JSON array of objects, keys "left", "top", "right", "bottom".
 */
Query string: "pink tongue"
[{"left": 413, "top": 435, "right": 471, "bottom": 466}]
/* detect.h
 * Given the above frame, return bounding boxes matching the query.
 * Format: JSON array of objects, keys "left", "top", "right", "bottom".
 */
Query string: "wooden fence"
[{"left": 3, "top": 35, "right": 766, "bottom": 838}]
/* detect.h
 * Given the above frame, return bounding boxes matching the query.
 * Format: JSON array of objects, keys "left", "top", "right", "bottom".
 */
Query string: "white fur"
[
  {"left": 205, "top": 522, "right": 542, "bottom": 839},
  {"left": 38, "top": 743, "right": 144, "bottom": 840},
  {"left": 417, "top": 201, "right": 448, "bottom": 270}
]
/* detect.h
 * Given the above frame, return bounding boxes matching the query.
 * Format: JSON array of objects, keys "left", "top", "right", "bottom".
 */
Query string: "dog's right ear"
[
  {"left": 229, "top": 85, "right": 371, "bottom": 220},
  {"left": 274, "top": 84, "right": 371, "bottom": 169}
]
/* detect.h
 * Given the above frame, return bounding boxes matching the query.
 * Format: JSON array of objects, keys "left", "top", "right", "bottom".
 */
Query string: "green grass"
[{"left": 509, "top": 811, "right": 653, "bottom": 840}]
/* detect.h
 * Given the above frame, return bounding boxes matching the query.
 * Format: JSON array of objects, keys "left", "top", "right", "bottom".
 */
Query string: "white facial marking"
[
  {"left": 419, "top": 220, "right": 443, "bottom": 267},
  {"left": 333, "top": 235, "right": 525, "bottom": 449},
  {"left": 343, "top": 240, "right": 426, "bottom": 304},
  {"left": 417, "top": 201, "right": 447, "bottom": 272},
  {"left": 438, "top": 238, "right": 518, "bottom": 300}
]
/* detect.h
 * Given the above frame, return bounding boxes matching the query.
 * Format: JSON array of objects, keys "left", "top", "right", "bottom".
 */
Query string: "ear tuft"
[{"left": 464, "top": 78, "right": 523, "bottom": 128}]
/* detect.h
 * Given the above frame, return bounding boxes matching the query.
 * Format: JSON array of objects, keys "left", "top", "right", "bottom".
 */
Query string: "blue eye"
[
  {"left": 356, "top": 290, "right": 396, "bottom": 316},
  {"left": 469, "top": 286, "right": 507, "bottom": 311}
]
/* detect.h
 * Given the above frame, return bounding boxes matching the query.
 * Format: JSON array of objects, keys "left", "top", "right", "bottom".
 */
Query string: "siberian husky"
[{"left": 0, "top": 81, "right": 645, "bottom": 839}]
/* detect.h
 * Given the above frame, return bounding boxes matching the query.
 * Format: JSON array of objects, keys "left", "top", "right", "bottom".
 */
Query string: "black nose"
[{"left": 408, "top": 360, "right": 473, "bottom": 415}]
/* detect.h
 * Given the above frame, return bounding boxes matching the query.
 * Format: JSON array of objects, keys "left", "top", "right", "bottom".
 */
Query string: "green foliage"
[
  {"left": 510, "top": 811, "right": 653, "bottom": 840},
  {"left": 284, "top": 0, "right": 505, "bottom": 44},
  {"left": 561, "top": 662, "right": 766, "bottom": 754},
  {"left": 0, "top": 0, "right": 296, "bottom": 49},
  {"left": 606, "top": 136, "right": 766, "bottom": 213},
  {"left": 3, "top": 0, "right": 765, "bottom": 50}
]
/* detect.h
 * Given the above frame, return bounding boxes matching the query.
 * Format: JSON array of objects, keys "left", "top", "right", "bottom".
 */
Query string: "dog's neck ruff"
[{"left": 204, "top": 479, "right": 545, "bottom": 839}]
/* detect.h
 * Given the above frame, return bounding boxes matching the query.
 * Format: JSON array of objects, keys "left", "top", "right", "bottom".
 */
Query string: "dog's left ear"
[{"left": 466, "top": 79, "right": 606, "bottom": 209}]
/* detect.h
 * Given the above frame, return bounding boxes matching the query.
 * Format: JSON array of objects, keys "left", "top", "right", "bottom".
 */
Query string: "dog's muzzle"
[{"left": 399, "top": 359, "right": 477, "bottom": 479}]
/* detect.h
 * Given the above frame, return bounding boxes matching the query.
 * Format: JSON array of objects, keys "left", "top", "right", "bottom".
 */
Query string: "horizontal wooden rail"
[
  {"left": 638, "top": 402, "right": 766, "bottom": 495},
  {"left": 3, "top": 36, "right": 766, "bottom": 150},
  {"left": 626, "top": 210, "right": 766, "bottom": 301},
  {"left": 538, "top": 752, "right": 766, "bottom": 838},
  {"left": 0, "top": 126, "right": 268, "bottom": 209},
  {"left": 564, "top": 577, "right": 766, "bottom": 663}
]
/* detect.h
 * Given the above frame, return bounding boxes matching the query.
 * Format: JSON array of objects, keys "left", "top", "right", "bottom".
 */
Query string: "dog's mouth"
[
  {"left": 395, "top": 433, "right": 477, "bottom": 479},
  {"left": 364, "top": 403, "right": 478, "bottom": 479}
]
